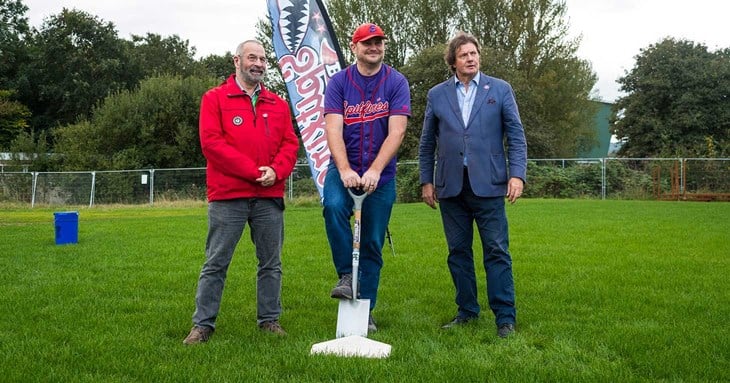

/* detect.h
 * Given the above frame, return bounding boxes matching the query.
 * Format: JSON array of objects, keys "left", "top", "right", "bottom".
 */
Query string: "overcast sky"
[{"left": 22, "top": 0, "right": 730, "bottom": 102}]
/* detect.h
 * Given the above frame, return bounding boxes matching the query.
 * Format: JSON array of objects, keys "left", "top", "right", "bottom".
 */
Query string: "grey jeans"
[{"left": 192, "top": 198, "right": 284, "bottom": 328}]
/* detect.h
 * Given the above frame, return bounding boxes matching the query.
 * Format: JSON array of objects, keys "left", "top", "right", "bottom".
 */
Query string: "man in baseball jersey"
[{"left": 323, "top": 22, "right": 411, "bottom": 333}]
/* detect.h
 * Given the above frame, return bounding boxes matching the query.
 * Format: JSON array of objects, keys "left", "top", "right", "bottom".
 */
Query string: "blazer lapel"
[
  {"left": 445, "top": 77, "right": 466, "bottom": 130},
  {"left": 466, "top": 73, "right": 491, "bottom": 128}
]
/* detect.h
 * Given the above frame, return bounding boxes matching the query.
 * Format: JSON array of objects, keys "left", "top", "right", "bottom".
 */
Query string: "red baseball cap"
[{"left": 351, "top": 23, "right": 387, "bottom": 44}]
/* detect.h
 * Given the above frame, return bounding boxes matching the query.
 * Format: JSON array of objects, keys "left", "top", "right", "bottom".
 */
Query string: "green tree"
[
  {"left": 407, "top": 0, "right": 458, "bottom": 54},
  {"left": 459, "top": 0, "right": 598, "bottom": 158},
  {"left": 197, "top": 53, "right": 234, "bottom": 83},
  {"left": 0, "top": 0, "right": 30, "bottom": 90},
  {"left": 399, "top": 45, "right": 451, "bottom": 159},
  {"left": 0, "top": 89, "right": 30, "bottom": 149},
  {"left": 126, "top": 33, "right": 198, "bottom": 79},
  {"left": 16, "top": 8, "right": 136, "bottom": 136},
  {"left": 8, "top": 130, "right": 51, "bottom": 171},
  {"left": 325, "top": 0, "right": 411, "bottom": 68},
  {"left": 54, "top": 75, "right": 216, "bottom": 170},
  {"left": 613, "top": 38, "right": 730, "bottom": 157}
]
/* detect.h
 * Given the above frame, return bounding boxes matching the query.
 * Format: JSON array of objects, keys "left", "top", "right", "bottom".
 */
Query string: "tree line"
[
  {"left": 1, "top": 1, "right": 231, "bottom": 170},
  {"left": 1, "top": 0, "right": 727, "bottom": 173}
]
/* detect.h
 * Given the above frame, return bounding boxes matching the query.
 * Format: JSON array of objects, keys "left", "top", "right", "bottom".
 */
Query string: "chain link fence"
[
  {"left": 525, "top": 158, "right": 730, "bottom": 201},
  {"left": 1, "top": 158, "right": 728, "bottom": 207}
]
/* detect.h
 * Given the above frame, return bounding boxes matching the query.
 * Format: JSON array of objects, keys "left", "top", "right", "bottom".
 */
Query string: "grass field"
[{"left": 1, "top": 199, "right": 728, "bottom": 382}]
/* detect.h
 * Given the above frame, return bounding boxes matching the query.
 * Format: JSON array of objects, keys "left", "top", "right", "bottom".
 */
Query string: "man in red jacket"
[{"left": 183, "top": 40, "right": 299, "bottom": 345}]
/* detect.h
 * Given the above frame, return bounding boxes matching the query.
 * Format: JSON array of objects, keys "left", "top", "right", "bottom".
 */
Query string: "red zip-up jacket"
[{"left": 199, "top": 75, "right": 299, "bottom": 202}]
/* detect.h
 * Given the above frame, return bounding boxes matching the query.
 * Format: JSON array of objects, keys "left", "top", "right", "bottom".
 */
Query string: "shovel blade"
[{"left": 336, "top": 299, "right": 370, "bottom": 338}]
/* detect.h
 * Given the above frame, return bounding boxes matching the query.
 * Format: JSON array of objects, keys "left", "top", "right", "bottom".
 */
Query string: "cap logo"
[
  {"left": 352, "top": 23, "right": 386, "bottom": 43},
  {"left": 232, "top": 116, "right": 243, "bottom": 126}
]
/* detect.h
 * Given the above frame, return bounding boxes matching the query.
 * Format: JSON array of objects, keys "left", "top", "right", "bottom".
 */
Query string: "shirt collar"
[
  {"left": 455, "top": 72, "right": 481, "bottom": 87},
  {"left": 235, "top": 76, "right": 261, "bottom": 96}
]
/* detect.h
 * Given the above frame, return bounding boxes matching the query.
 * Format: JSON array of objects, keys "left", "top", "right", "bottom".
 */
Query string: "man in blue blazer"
[{"left": 419, "top": 31, "right": 527, "bottom": 338}]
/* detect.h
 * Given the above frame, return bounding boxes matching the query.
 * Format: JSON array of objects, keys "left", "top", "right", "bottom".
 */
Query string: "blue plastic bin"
[{"left": 54, "top": 211, "right": 79, "bottom": 245}]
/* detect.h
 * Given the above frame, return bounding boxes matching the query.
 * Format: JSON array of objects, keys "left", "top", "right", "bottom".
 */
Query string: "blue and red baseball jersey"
[{"left": 324, "top": 64, "right": 411, "bottom": 184}]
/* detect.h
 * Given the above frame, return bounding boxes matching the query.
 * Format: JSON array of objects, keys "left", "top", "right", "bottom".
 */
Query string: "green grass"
[{"left": 1, "top": 200, "right": 728, "bottom": 382}]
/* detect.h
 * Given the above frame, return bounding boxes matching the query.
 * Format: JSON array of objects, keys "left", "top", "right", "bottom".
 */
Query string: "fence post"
[
  {"left": 90, "top": 171, "right": 96, "bottom": 207},
  {"left": 601, "top": 158, "right": 606, "bottom": 200},
  {"left": 679, "top": 158, "right": 685, "bottom": 195},
  {"left": 149, "top": 169, "right": 155, "bottom": 205},
  {"left": 31, "top": 171, "right": 38, "bottom": 208}
]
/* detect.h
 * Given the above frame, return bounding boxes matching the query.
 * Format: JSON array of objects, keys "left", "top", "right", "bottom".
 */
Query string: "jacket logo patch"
[{"left": 232, "top": 116, "right": 243, "bottom": 126}]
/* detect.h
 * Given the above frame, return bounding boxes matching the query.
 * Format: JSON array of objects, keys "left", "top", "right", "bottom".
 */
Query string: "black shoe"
[
  {"left": 441, "top": 316, "right": 476, "bottom": 329},
  {"left": 368, "top": 314, "right": 377, "bottom": 333},
  {"left": 330, "top": 273, "right": 353, "bottom": 299},
  {"left": 497, "top": 323, "right": 515, "bottom": 338}
]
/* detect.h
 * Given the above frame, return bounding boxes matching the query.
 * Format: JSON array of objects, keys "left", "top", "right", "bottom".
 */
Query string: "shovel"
[
  {"left": 310, "top": 187, "right": 391, "bottom": 358},
  {"left": 335, "top": 188, "right": 370, "bottom": 338}
]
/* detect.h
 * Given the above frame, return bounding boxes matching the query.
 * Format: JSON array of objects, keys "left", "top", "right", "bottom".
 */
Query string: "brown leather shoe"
[
  {"left": 183, "top": 326, "right": 213, "bottom": 345},
  {"left": 259, "top": 320, "right": 287, "bottom": 336}
]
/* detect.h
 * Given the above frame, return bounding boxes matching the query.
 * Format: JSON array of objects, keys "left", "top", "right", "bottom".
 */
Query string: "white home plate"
[{"left": 310, "top": 335, "right": 391, "bottom": 358}]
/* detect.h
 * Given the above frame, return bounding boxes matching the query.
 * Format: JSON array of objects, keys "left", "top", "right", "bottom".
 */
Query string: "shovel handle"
[
  {"left": 347, "top": 188, "right": 367, "bottom": 210},
  {"left": 347, "top": 188, "right": 367, "bottom": 300}
]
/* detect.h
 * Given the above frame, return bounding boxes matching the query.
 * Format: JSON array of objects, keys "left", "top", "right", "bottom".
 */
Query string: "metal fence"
[
  {"left": 1, "top": 158, "right": 728, "bottom": 207},
  {"left": 525, "top": 158, "right": 730, "bottom": 201}
]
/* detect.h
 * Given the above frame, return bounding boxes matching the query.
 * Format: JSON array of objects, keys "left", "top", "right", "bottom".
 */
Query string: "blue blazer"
[{"left": 419, "top": 72, "right": 527, "bottom": 199}]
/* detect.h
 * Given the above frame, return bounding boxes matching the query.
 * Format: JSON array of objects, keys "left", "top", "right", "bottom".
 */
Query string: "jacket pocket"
[{"left": 490, "top": 154, "right": 508, "bottom": 185}]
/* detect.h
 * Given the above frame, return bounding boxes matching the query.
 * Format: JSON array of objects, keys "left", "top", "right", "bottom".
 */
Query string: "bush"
[{"left": 396, "top": 161, "right": 421, "bottom": 203}]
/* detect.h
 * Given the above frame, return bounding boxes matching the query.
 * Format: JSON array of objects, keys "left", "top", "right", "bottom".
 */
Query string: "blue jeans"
[
  {"left": 192, "top": 198, "right": 284, "bottom": 328},
  {"left": 322, "top": 164, "right": 395, "bottom": 310},
  {"left": 438, "top": 170, "right": 516, "bottom": 326}
]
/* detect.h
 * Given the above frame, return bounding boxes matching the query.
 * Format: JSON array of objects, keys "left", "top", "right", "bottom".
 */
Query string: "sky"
[{"left": 22, "top": 0, "right": 730, "bottom": 103}]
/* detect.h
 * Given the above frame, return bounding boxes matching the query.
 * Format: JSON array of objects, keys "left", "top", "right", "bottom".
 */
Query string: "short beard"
[{"left": 241, "top": 69, "right": 264, "bottom": 85}]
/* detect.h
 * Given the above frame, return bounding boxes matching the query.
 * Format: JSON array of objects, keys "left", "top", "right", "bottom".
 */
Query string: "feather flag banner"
[{"left": 266, "top": 0, "right": 346, "bottom": 198}]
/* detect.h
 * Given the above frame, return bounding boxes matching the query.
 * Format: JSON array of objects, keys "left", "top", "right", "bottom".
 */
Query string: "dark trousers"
[
  {"left": 438, "top": 169, "right": 516, "bottom": 326},
  {"left": 193, "top": 198, "right": 284, "bottom": 328}
]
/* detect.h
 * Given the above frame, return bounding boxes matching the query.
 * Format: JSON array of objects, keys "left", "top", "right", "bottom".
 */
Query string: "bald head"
[{"left": 234, "top": 40, "right": 267, "bottom": 87}]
